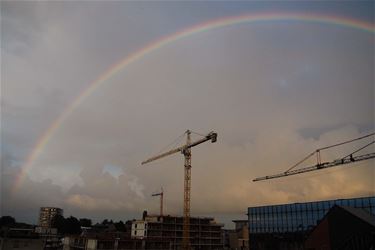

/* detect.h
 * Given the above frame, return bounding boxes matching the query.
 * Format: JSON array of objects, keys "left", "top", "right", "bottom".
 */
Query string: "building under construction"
[{"left": 131, "top": 211, "right": 224, "bottom": 250}]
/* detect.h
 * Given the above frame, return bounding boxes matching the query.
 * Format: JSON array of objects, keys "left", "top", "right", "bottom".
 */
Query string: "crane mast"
[
  {"left": 151, "top": 188, "right": 164, "bottom": 216},
  {"left": 142, "top": 130, "right": 217, "bottom": 250},
  {"left": 183, "top": 131, "right": 192, "bottom": 248}
]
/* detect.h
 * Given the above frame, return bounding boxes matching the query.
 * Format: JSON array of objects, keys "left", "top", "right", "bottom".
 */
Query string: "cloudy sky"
[{"left": 1, "top": 1, "right": 374, "bottom": 228}]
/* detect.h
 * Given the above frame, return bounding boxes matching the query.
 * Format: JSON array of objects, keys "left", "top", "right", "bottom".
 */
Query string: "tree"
[
  {"left": 79, "top": 218, "right": 92, "bottom": 227},
  {"left": 51, "top": 214, "right": 66, "bottom": 233},
  {"left": 52, "top": 215, "right": 81, "bottom": 235},
  {"left": 0, "top": 216, "right": 16, "bottom": 227},
  {"left": 114, "top": 221, "right": 126, "bottom": 232},
  {"left": 65, "top": 216, "right": 81, "bottom": 235}
]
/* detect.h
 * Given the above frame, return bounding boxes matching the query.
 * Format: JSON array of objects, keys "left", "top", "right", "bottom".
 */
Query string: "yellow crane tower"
[
  {"left": 151, "top": 188, "right": 164, "bottom": 216},
  {"left": 142, "top": 130, "right": 217, "bottom": 250}
]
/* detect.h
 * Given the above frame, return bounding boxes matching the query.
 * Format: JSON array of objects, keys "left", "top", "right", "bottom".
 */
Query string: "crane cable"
[
  {"left": 318, "top": 132, "right": 374, "bottom": 150},
  {"left": 341, "top": 140, "right": 375, "bottom": 160},
  {"left": 152, "top": 130, "right": 211, "bottom": 156},
  {"left": 155, "top": 132, "right": 186, "bottom": 155},
  {"left": 190, "top": 130, "right": 207, "bottom": 137}
]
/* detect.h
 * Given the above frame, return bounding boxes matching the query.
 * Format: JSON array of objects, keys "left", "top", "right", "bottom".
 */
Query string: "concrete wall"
[
  {"left": 131, "top": 221, "right": 147, "bottom": 239},
  {"left": 86, "top": 239, "right": 97, "bottom": 250}
]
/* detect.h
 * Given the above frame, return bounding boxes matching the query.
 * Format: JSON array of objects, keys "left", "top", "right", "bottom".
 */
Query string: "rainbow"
[{"left": 12, "top": 12, "right": 374, "bottom": 193}]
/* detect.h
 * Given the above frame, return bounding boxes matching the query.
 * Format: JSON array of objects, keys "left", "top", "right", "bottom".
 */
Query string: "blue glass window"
[
  {"left": 318, "top": 202, "right": 324, "bottom": 211},
  {"left": 348, "top": 199, "right": 355, "bottom": 207},
  {"left": 297, "top": 203, "right": 302, "bottom": 211},
  {"left": 342, "top": 200, "right": 349, "bottom": 206},
  {"left": 314, "top": 210, "right": 320, "bottom": 225},
  {"left": 293, "top": 204, "right": 298, "bottom": 215},
  {"left": 328, "top": 200, "right": 334, "bottom": 208},
  {"left": 281, "top": 205, "right": 286, "bottom": 213},
  {"left": 363, "top": 198, "right": 370, "bottom": 207},
  {"left": 248, "top": 196, "right": 375, "bottom": 234},
  {"left": 302, "top": 203, "right": 306, "bottom": 212},
  {"left": 355, "top": 198, "right": 363, "bottom": 208},
  {"left": 312, "top": 202, "right": 318, "bottom": 211}
]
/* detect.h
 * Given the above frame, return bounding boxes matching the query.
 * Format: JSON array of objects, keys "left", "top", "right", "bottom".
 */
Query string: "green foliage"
[
  {"left": 79, "top": 218, "right": 92, "bottom": 227},
  {"left": 65, "top": 216, "right": 81, "bottom": 235},
  {"left": 52, "top": 214, "right": 66, "bottom": 233},
  {"left": 0, "top": 216, "right": 16, "bottom": 227},
  {"left": 52, "top": 215, "right": 81, "bottom": 235},
  {"left": 101, "top": 219, "right": 109, "bottom": 225},
  {"left": 114, "top": 220, "right": 126, "bottom": 232}
]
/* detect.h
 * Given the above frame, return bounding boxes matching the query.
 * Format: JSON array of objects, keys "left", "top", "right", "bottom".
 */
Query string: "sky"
[{"left": 1, "top": 1, "right": 374, "bottom": 228}]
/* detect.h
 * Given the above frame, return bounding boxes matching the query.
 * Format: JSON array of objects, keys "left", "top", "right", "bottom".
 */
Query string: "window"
[
  {"left": 369, "top": 197, "right": 375, "bottom": 206},
  {"left": 328, "top": 200, "right": 334, "bottom": 208},
  {"left": 342, "top": 199, "right": 349, "bottom": 206},
  {"left": 297, "top": 203, "right": 303, "bottom": 212},
  {"left": 312, "top": 202, "right": 319, "bottom": 211},
  {"left": 355, "top": 198, "right": 363, "bottom": 208},
  {"left": 363, "top": 198, "right": 370, "bottom": 207},
  {"left": 348, "top": 199, "right": 355, "bottom": 207}
]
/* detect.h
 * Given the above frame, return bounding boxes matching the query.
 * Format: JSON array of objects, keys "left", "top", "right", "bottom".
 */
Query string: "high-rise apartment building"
[{"left": 39, "top": 207, "right": 63, "bottom": 228}]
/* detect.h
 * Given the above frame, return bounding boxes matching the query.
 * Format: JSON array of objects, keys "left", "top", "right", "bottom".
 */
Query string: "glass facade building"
[{"left": 248, "top": 196, "right": 375, "bottom": 234}]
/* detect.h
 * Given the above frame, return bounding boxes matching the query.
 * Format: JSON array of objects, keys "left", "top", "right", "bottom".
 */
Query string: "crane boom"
[
  {"left": 142, "top": 147, "right": 182, "bottom": 165},
  {"left": 253, "top": 152, "right": 375, "bottom": 181},
  {"left": 142, "top": 130, "right": 217, "bottom": 250},
  {"left": 253, "top": 133, "right": 374, "bottom": 182},
  {"left": 141, "top": 132, "right": 217, "bottom": 165}
]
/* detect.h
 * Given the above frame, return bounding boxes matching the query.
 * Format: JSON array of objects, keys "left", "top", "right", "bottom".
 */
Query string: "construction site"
[
  {"left": 131, "top": 212, "right": 223, "bottom": 249},
  {"left": 137, "top": 130, "right": 375, "bottom": 250}
]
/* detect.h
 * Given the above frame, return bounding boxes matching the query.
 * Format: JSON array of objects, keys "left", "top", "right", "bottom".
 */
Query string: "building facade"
[
  {"left": 39, "top": 207, "right": 63, "bottom": 228},
  {"left": 248, "top": 196, "right": 375, "bottom": 250},
  {"left": 248, "top": 196, "right": 375, "bottom": 234}
]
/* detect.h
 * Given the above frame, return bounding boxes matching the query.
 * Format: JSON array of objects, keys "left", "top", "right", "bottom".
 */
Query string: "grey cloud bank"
[{"left": 1, "top": 1, "right": 373, "bottom": 226}]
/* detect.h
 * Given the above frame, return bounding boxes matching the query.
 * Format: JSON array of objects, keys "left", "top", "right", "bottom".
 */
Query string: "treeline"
[
  {"left": 0, "top": 216, "right": 33, "bottom": 229},
  {"left": 52, "top": 215, "right": 129, "bottom": 234},
  {"left": 0, "top": 215, "right": 130, "bottom": 235},
  {"left": 52, "top": 215, "right": 82, "bottom": 235}
]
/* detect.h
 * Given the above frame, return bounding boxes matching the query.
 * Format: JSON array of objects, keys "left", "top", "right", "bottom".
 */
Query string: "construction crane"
[
  {"left": 142, "top": 130, "right": 217, "bottom": 250},
  {"left": 253, "top": 132, "right": 375, "bottom": 182},
  {"left": 151, "top": 188, "right": 164, "bottom": 216}
]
